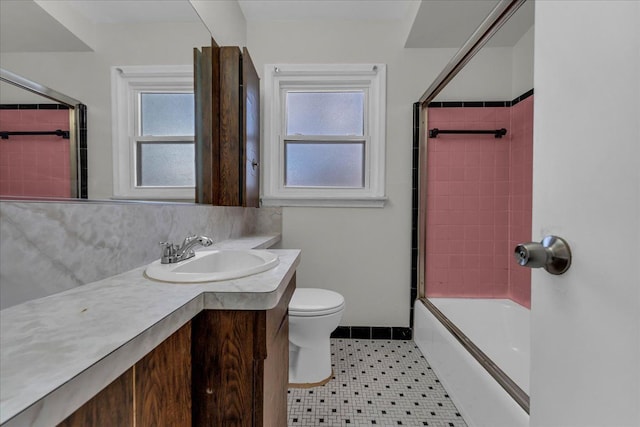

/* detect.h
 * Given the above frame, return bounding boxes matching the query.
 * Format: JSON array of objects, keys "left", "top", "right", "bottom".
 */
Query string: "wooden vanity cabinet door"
[
  {"left": 134, "top": 322, "right": 192, "bottom": 427},
  {"left": 260, "top": 273, "right": 295, "bottom": 427},
  {"left": 57, "top": 370, "right": 134, "bottom": 427},
  {"left": 58, "top": 322, "right": 191, "bottom": 427},
  {"left": 192, "top": 274, "right": 296, "bottom": 427}
]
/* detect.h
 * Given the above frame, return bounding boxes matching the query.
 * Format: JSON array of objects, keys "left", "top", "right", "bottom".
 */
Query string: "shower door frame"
[
  {"left": 414, "top": 0, "right": 530, "bottom": 414},
  {"left": 417, "top": 0, "right": 528, "bottom": 299}
]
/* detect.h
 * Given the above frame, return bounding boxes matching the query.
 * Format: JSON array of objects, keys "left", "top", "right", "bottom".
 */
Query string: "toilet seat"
[{"left": 289, "top": 288, "right": 345, "bottom": 317}]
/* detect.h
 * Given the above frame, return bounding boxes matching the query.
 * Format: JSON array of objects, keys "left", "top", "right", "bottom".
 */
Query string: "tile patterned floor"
[{"left": 287, "top": 339, "right": 467, "bottom": 427}]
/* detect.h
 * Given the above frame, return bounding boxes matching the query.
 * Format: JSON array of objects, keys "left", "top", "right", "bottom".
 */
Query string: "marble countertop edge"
[
  {"left": 0, "top": 234, "right": 300, "bottom": 427},
  {"left": 3, "top": 295, "right": 205, "bottom": 427}
]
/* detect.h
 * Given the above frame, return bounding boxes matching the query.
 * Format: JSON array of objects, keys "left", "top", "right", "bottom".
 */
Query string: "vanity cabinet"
[
  {"left": 57, "top": 368, "right": 133, "bottom": 426},
  {"left": 192, "top": 273, "right": 295, "bottom": 426},
  {"left": 195, "top": 41, "right": 260, "bottom": 208},
  {"left": 58, "top": 322, "right": 191, "bottom": 427},
  {"left": 57, "top": 274, "right": 295, "bottom": 427}
]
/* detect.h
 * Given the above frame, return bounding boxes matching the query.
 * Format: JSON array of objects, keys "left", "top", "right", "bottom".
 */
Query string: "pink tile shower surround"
[
  {"left": 0, "top": 108, "right": 71, "bottom": 198},
  {"left": 425, "top": 96, "right": 533, "bottom": 308}
]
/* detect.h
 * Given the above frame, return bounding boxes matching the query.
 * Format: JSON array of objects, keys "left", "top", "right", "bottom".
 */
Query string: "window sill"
[{"left": 261, "top": 196, "right": 387, "bottom": 208}]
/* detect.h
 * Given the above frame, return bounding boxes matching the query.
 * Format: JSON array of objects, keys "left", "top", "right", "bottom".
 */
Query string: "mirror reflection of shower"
[
  {"left": 422, "top": 0, "right": 534, "bottom": 401},
  {"left": 0, "top": 74, "right": 85, "bottom": 199}
]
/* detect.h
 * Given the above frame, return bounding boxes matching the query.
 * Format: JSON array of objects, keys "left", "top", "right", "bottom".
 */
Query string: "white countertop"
[{"left": 0, "top": 235, "right": 299, "bottom": 427}]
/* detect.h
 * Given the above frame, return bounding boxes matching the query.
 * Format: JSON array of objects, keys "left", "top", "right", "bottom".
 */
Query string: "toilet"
[{"left": 288, "top": 288, "right": 345, "bottom": 386}]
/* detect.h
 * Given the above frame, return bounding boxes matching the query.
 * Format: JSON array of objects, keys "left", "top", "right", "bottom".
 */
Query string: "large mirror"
[{"left": 0, "top": 0, "right": 212, "bottom": 201}]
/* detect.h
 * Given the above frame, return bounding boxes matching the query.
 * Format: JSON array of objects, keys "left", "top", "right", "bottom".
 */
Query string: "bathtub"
[{"left": 414, "top": 298, "right": 530, "bottom": 427}]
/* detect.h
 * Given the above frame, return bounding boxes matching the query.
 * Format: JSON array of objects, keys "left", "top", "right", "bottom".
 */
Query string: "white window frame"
[
  {"left": 111, "top": 65, "right": 195, "bottom": 200},
  {"left": 262, "top": 63, "right": 387, "bottom": 208}
]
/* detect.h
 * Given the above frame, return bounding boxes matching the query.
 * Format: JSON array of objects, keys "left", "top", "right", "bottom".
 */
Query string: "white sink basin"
[{"left": 145, "top": 249, "right": 279, "bottom": 283}]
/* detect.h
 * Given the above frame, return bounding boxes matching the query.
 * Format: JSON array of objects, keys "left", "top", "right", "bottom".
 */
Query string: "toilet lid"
[{"left": 289, "top": 288, "right": 345, "bottom": 317}]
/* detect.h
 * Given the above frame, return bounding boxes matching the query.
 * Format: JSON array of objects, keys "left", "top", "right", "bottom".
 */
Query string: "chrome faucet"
[{"left": 160, "top": 235, "right": 214, "bottom": 264}]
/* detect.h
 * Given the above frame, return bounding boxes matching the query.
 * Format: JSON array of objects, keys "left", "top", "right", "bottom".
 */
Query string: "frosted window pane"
[
  {"left": 285, "top": 142, "right": 364, "bottom": 187},
  {"left": 141, "top": 93, "right": 194, "bottom": 136},
  {"left": 138, "top": 142, "right": 195, "bottom": 186},
  {"left": 286, "top": 92, "right": 364, "bottom": 136}
]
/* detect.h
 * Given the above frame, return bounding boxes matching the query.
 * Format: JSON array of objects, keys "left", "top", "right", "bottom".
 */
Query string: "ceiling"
[
  {"left": 0, "top": 0, "right": 91, "bottom": 52},
  {"left": 406, "top": 0, "right": 534, "bottom": 48},
  {"left": 66, "top": 0, "right": 202, "bottom": 24},
  {"left": 237, "top": 0, "right": 419, "bottom": 22},
  {"left": 238, "top": 0, "right": 533, "bottom": 47},
  {"left": 0, "top": 0, "right": 203, "bottom": 53},
  {"left": 0, "top": 0, "right": 534, "bottom": 53}
]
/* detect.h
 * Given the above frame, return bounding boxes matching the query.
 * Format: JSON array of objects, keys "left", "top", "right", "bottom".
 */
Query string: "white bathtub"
[{"left": 414, "top": 298, "right": 530, "bottom": 427}]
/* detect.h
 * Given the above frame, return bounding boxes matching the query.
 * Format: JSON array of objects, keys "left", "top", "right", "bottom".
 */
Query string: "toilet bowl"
[{"left": 288, "top": 288, "right": 345, "bottom": 386}]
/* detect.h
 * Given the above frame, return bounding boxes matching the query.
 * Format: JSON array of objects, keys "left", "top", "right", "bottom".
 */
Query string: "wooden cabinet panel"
[
  {"left": 135, "top": 322, "right": 191, "bottom": 427},
  {"left": 263, "top": 273, "right": 295, "bottom": 426},
  {"left": 195, "top": 42, "right": 261, "bottom": 207},
  {"left": 58, "top": 322, "right": 191, "bottom": 427},
  {"left": 58, "top": 369, "right": 133, "bottom": 427},
  {"left": 242, "top": 47, "right": 260, "bottom": 208},
  {"left": 263, "top": 313, "right": 289, "bottom": 427},
  {"left": 219, "top": 46, "right": 242, "bottom": 206},
  {"left": 56, "top": 274, "right": 294, "bottom": 427},
  {"left": 192, "top": 276, "right": 295, "bottom": 427},
  {"left": 194, "top": 40, "right": 220, "bottom": 204},
  {"left": 192, "top": 309, "right": 258, "bottom": 427}
]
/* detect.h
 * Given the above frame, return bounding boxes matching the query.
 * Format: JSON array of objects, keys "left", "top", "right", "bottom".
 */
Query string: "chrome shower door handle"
[{"left": 514, "top": 235, "right": 572, "bottom": 275}]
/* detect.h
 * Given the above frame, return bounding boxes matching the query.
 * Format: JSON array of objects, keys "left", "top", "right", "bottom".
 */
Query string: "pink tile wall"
[
  {"left": 425, "top": 97, "right": 533, "bottom": 308},
  {"left": 0, "top": 108, "right": 71, "bottom": 198}
]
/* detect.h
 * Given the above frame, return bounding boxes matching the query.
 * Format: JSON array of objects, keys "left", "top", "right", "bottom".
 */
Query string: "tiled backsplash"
[
  {"left": 0, "top": 201, "right": 281, "bottom": 309},
  {"left": 424, "top": 93, "right": 533, "bottom": 308}
]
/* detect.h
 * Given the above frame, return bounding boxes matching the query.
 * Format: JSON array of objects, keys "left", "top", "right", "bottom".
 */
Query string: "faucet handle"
[
  {"left": 181, "top": 235, "right": 197, "bottom": 248},
  {"left": 160, "top": 241, "right": 174, "bottom": 258}
]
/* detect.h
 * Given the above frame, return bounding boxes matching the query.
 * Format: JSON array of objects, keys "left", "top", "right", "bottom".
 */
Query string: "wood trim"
[
  {"left": 210, "top": 40, "right": 221, "bottom": 205},
  {"left": 266, "top": 273, "right": 295, "bottom": 344},
  {"left": 57, "top": 369, "right": 134, "bottom": 426},
  {"left": 192, "top": 309, "right": 257, "bottom": 426},
  {"left": 194, "top": 46, "right": 213, "bottom": 204},
  {"left": 262, "top": 274, "right": 295, "bottom": 426},
  {"left": 218, "top": 46, "right": 242, "bottom": 206},
  {"left": 242, "top": 47, "right": 260, "bottom": 207},
  {"left": 134, "top": 322, "right": 192, "bottom": 426},
  {"left": 194, "top": 38, "right": 221, "bottom": 205},
  {"left": 288, "top": 370, "right": 333, "bottom": 389}
]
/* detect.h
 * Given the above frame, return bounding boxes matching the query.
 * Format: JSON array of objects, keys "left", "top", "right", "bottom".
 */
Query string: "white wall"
[
  {"left": 248, "top": 19, "right": 474, "bottom": 326},
  {"left": 190, "top": 0, "right": 246, "bottom": 46},
  {"left": 246, "top": 17, "right": 536, "bottom": 326},
  {"left": 531, "top": 1, "right": 639, "bottom": 426},
  {"left": 435, "top": 46, "right": 514, "bottom": 102},
  {"left": 435, "top": 24, "right": 535, "bottom": 103},
  {"left": 34, "top": 0, "right": 98, "bottom": 50},
  {"left": 512, "top": 25, "right": 534, "bottom": 98}
]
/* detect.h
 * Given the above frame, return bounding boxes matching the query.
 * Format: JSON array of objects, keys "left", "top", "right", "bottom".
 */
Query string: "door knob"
[{"left": 514, "top": 235, "right": 572, "bottom": 275}]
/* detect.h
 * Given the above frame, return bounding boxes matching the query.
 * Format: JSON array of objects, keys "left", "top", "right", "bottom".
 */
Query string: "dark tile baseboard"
[
  {"left": 331, "top": 326, "right": 412, "bottom": 340},
  {"left": 427, "top": 88, "right": 534, "bottom": 109}
]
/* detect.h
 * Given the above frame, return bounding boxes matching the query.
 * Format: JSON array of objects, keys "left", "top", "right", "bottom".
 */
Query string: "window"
[
  {"left": 111, "top": 65, "right": 195, "bottom": 200},
  {"left": 263, "top": 64, "right": 387, "bottom": 207}
]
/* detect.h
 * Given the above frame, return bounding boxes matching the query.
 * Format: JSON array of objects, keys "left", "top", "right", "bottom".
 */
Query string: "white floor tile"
[{"left": 288, "top": 339, "right": 467, "bottom": 427}]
